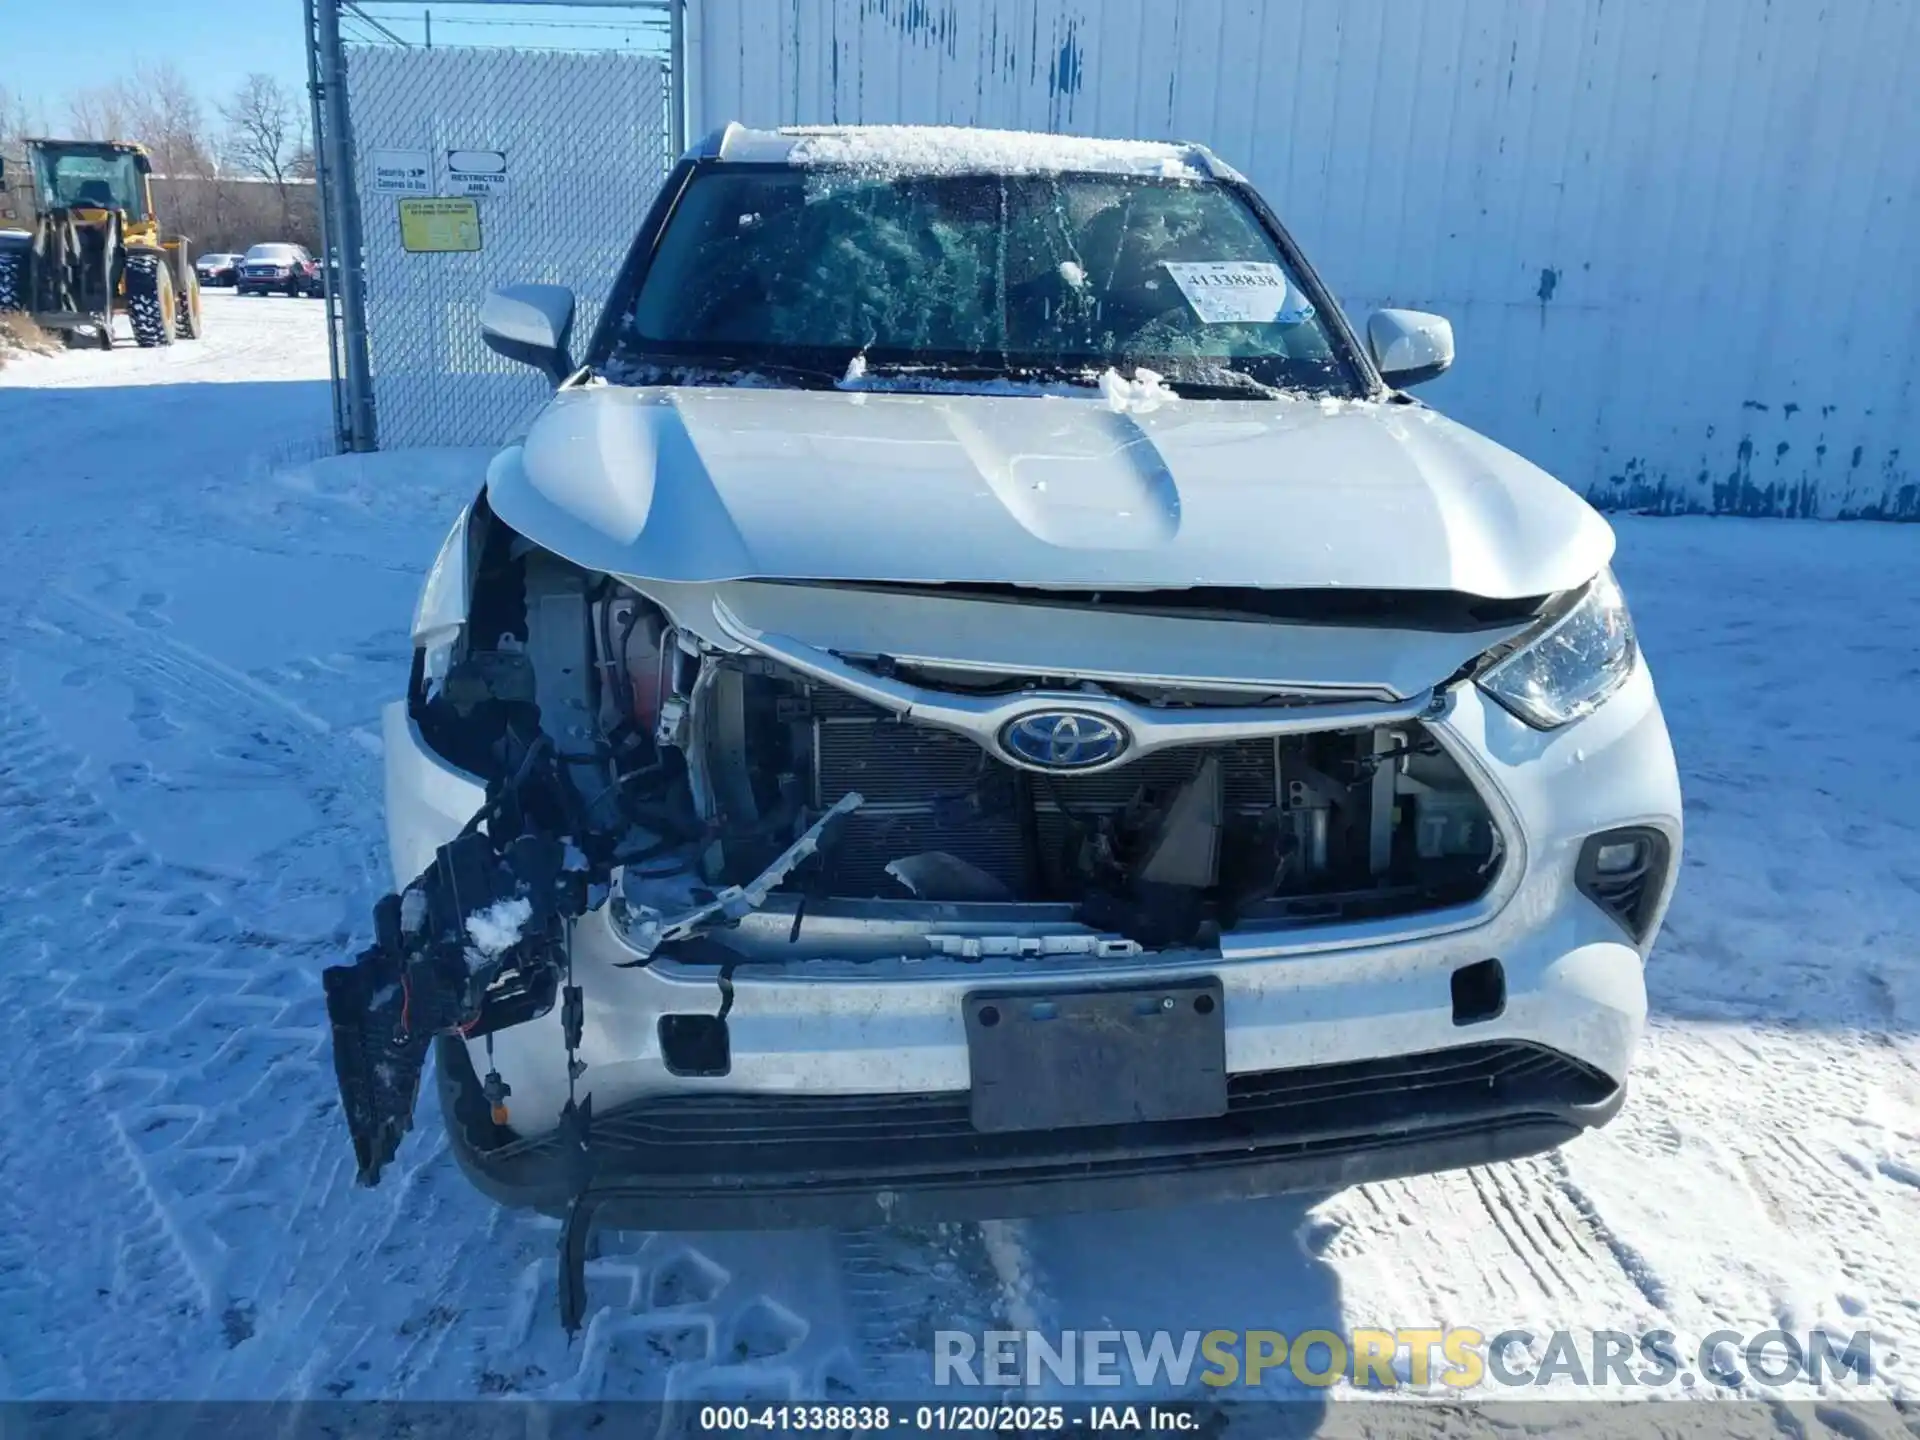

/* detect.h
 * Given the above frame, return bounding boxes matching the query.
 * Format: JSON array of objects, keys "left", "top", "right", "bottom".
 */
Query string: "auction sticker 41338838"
[{"left": 1162, "top": 260, "right": 1316, "bottom": 325}]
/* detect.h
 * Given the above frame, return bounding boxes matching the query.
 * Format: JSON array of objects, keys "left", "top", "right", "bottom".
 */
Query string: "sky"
[
  {"left": 0, "top": 1, "right": 312, "bottom": 122},
  {"left": 0, "top": 0, "right": 668, "bottom": 129}
]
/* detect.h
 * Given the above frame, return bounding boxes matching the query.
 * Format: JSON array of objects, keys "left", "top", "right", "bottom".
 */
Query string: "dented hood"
[{"left": 484, "top": 384, "right": 1613, "bottom": 599}]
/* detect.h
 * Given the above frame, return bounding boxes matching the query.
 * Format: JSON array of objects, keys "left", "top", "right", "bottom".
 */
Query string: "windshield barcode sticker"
[{"left": 1163, "top": 261, "right": 1315, "bottom": 325}]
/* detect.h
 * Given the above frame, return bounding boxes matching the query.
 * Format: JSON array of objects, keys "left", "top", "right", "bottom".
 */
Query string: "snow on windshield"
[{"left": 778, "top": 125, "right": 1212, "bottom": 180}]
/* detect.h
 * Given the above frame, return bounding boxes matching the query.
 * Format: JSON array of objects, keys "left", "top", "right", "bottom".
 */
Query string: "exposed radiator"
[{"left": 806, "top": 687, "right": 1282, "bottom": 896}]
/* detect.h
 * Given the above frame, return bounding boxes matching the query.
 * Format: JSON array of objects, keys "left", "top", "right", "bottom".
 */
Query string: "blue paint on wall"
[
  {"left": 1049, "top": 20, "right": 1084, "bottom": 99},
  {"left": 866, "top": 0, "right": 951, "bottom": 49},
  {"left": 1590, "top": 437, "right": 1919, "bottom": 521}
]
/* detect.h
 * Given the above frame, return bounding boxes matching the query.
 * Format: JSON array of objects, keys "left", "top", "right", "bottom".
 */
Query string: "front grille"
[
  {"left": 476, "top": 1042, "right": 1616, "bottom": 1190},
  {"left": 809, "top": 696, "right": 1286, "bottom": 895}
]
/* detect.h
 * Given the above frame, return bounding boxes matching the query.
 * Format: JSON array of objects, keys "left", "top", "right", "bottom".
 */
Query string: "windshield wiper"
[
  {"left": 855, "top": 358, "right": 1295, "bottom": 400},
  {"left": 1156, "top": 366, "right": 1289, "bottom": 400},
  {"left": 852, "top": 358, "right": 1100, "bottom": 386},
  {"left": 612, "top": 351, "right": 846, "bottom": 390}
]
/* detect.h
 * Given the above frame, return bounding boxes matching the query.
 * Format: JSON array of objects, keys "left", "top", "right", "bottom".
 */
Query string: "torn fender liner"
[
  {"left": 325, "top": 832, "right": 569, "bottom": 1185},
  {"left": 321, "top": 919, "right": 437, "bottom": 1187},
  {"left": 324, "top": 743, "right": 608, "bottom": 1186}
]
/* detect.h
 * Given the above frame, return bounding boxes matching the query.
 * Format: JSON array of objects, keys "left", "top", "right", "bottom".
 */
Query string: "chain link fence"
[{"left": 343, "top": 42, "right": 671, "bottom": 449}]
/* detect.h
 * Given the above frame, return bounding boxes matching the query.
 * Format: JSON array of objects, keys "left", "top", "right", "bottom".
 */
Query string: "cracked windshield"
[{"left": 614, "top": 168, "right": 1355, "bottom": 395}]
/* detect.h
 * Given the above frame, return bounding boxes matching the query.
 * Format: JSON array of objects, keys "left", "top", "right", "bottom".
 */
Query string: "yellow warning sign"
[{"left": 398, "top": 196, "right": 481, "bottom": 253}]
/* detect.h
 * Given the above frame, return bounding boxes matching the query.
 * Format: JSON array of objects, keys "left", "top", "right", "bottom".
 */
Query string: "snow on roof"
[{"left": 701, "top": 123, "right": 1240, "bottom": 181}]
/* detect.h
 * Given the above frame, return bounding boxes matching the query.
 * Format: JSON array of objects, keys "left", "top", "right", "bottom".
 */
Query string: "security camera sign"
[
  {"left": 369, "top": 148, "right": 432, "bottom": 195},
  {"left": 446, "top": 149, "right": 508, "bottom": 198}
]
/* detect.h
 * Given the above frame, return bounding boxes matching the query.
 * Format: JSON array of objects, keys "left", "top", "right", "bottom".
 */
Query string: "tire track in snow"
[
  {"left": 835, "top": 1224, "right": 1023, "bottom": 1395},
  {"left": 0, "top": 674, "right": 228, "bottom": 1392},
  {"left": 1594, "top": 1022, "right": 1920, "bottom": 1374},
  {"left": 1298, "top": 1154, "right": 1673, "bottom": 1372},
  {"left": 0, "top": 595, "right": 452, "bottom": 1394}
]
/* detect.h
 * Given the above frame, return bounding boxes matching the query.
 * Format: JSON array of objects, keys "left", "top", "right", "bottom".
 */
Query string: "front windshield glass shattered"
[{"left": 611, "top": 168, "right": 1357, "bottom": 396}]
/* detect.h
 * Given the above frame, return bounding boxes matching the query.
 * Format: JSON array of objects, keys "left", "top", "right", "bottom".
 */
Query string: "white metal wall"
[
  {"left": 348, "top": 46, "right": 670, "bottom": 449},
  {"left": 689, "top": 0, "right": 1920, "bottom": 519}
]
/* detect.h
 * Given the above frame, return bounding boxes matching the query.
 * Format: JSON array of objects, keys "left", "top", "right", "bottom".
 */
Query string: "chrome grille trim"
[{"left": 711, "top": 596, "right": 1439, "bottom": 777}]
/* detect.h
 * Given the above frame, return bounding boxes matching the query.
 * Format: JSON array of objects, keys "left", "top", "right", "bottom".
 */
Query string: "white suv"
[{"left": 324, "top": 124, "right": 1682, "bottom": 1331}]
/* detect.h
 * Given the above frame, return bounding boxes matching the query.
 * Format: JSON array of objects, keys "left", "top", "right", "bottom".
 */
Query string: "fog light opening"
[
  {"left": 1576, "top": 826, "right": 1673, "bottom": 943},
  {"left": 1593, "top": 839, "right": 1649, "bottom": 877},
  {"left": 659, "top": 1013, "right": 731, "bottom": 1077},
  {"left": 1451, "top": 959, "right": 1506, "bottom": 1026}
]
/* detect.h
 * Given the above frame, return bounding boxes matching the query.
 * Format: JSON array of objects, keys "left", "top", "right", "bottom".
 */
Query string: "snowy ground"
[{"left": 2, "top": 291, "right": 1918, "bottom": 1424}]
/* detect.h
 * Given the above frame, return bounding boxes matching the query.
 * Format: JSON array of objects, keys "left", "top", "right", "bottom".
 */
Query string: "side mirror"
[
  {"left": 1366, "top": 308, "right": 1454, "bottom": 388},
  {"left": 481, "top": 283, "right": 577, "bottom": 386},
  {"left": 132, "top": 151, "right": 153, "bottom": 175}
]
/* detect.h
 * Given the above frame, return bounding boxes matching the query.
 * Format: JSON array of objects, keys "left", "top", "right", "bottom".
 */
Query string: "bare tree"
[
  {"left": 120, "top": 63, "right": 214, "bottom": 178},
  {"left": 219, "top": 74, "right": 303, "bottom": 227},
  {"left": 0, "top": 83, "right": 40, "bottom": 149},
  {"left": 66, "top": 85, "right": 130, "bottom": 142}
]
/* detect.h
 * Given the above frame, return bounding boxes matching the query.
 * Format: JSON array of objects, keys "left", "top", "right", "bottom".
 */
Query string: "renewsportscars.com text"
[{"left": 934, "top": 1327, "right": 1875, "bottom": 1391}]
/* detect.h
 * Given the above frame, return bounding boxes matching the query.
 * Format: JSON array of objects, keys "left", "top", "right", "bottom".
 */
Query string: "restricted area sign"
[
  {"left": 447, "top": 148, "right": 508, "bottom": 198},
  {"left": 398, "top": 197, "right": 482, "bottom": 253}
]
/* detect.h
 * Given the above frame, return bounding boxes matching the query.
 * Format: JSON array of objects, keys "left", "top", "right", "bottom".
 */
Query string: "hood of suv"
[{"left": 485, "top": 384, "right": 1613, "bottom": 600}]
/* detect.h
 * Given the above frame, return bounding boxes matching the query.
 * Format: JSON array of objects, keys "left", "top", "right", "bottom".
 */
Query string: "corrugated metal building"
[{"left": 685, "top": 0, "right": 1920, "bottom": 518}]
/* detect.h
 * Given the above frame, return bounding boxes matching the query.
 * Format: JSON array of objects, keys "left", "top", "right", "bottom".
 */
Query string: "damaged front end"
[{"left": 326, "top": 496, "right": 1520, "bottom": 1196}]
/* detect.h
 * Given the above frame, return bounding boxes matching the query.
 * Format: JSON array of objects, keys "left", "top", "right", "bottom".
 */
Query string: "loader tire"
[
  {"left": 126, "top": 254, "right": 175, "bottom": 348},
  {"left": 0, "top": 250, "right": 24, "bottom": 313},
  {"left": 174, "top": 269, "right": 202, "bottom": 340}
]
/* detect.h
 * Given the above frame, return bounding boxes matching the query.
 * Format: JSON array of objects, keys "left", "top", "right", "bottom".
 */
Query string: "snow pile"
[
  {"left": 1098, "top": 366, "right": 1174, "bottom": 413},
  {"left": 464, "top": 896, "right": 533, "bottom": 957},
  {"left": 776, "top": 125, "right": 1213, "bottom": 179},
  {"left": 0, "top": 313, "right": 58, "bottom": 368}
]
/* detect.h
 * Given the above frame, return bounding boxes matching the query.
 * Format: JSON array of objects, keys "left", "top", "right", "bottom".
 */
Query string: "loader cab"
[{"left": 27, "top": 140, "right": 154, "bottom": 225}]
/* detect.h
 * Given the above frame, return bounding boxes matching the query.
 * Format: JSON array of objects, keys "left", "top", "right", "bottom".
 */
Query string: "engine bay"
[{"left": 414, "top": 506, "right": 1503, "bottom": 954}]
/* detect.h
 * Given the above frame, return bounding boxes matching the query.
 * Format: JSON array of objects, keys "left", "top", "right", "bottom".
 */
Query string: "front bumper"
[
  {"left": 438, "top": 1033, "right": 1623, "bottom": 1226},
  {"left": 383, "top": 662, "right": 1680, "bottom": 1220}
]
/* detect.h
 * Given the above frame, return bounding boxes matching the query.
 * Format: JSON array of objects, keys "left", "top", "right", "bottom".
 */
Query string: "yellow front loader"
[{"left": 0, "top": 138, "right": 202, "bottom": 349}]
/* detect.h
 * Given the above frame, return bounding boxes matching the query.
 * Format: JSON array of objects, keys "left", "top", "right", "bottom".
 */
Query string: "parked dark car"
[
  {"left": 237, "top": 243, "right": 318, "bottom": 296},
  {"left": 194, "top": 252, "right": 242, "bottom": 287}
]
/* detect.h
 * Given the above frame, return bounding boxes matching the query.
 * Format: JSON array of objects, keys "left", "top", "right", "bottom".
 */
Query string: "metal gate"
[{"left": 305, "top": 1, "right": 683, "bottom": 452}]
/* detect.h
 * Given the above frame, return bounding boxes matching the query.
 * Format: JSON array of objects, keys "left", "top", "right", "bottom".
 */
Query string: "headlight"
[
  {"left": 413, "top": 507, "right": 471, "bottom": 688},
  {"left": 1476, "top": 567, "right": 1637, "bottom": 729}
]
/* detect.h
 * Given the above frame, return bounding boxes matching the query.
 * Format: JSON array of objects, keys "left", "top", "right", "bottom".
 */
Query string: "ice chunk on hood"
[{"left": 1098, "top": 366, "right": 1173, "bottom": 413}]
